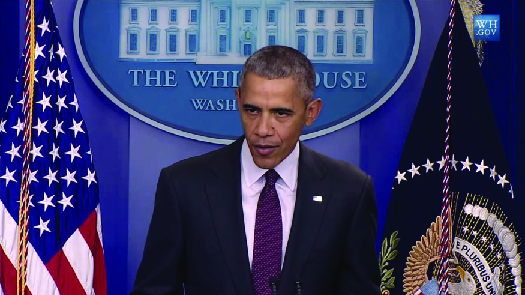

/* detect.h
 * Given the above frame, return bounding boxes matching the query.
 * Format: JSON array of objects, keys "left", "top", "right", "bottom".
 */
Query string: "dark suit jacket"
[{"left": 131, "top": 138, "right": 381, "bottom": 295}]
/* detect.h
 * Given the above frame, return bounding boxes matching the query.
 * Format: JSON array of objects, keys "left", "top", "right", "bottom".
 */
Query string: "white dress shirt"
[{"left": 241, "top": 139, "right": 299, "bottom": 269}]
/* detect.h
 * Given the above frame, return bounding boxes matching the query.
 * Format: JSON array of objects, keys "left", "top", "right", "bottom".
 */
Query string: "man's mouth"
[{"left": 253, "top": 144, "right": 278, "bottom": 156}]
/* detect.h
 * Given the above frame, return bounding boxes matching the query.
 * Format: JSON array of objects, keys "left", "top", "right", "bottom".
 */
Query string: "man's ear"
[{"left": 305, "top": 98, "right": 323, "bottom": 127}]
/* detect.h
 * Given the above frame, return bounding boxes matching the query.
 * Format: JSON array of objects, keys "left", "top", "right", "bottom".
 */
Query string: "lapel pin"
[{"left": 313, "top": 195, "right": 323, "bottom": 202}]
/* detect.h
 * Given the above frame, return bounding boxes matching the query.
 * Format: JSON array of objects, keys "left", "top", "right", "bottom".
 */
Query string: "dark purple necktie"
[{"left": 252, "top": 169, "right": 282, "bottom": 295}]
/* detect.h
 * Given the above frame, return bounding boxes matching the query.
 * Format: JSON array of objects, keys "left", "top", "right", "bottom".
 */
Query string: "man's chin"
[{"left": 253, "top": 157, "right": 279, "bottom": 170}]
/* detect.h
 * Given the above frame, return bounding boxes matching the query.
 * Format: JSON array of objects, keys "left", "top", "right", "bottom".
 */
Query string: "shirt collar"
[{"left": 241, "top": 139, "right": 299, "bottom": 191}]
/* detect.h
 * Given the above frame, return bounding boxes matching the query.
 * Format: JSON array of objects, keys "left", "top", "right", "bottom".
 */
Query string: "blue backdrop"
[{"left": 0, "top": 0, "right": 522, "bottom": 294}]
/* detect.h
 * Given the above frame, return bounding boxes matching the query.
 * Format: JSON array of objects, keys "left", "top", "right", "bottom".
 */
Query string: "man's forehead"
[
  {"left": 243, "top": 72, "right": 299, "bottom": 84},
  {"left": 243, "top": 74, "right": 299, "bottom": 93}
]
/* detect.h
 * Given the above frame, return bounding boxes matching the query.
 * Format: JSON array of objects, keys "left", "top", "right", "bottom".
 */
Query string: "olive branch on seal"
[{"left": 379, "top": 231, "right": 400, "bottom": 293}]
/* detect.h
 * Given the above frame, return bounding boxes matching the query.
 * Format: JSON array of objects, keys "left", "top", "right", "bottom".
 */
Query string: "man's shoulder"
[
  {"left": 304, "top": 144, "right": 369, "bottom": 184},
  {"left": 162, "top": 140, "right": 239, "bottom": 178}
]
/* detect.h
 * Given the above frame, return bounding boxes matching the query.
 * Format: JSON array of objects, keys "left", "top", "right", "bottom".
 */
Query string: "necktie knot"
[{"left": 265, "top": 169, "right": 279, "bottom": 187}]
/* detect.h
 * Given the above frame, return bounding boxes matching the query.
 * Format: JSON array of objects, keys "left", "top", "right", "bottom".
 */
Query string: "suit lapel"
[
  {"left": 279, "top": 143, "right": 331, "bottom": 295},
  {"left": 205, "top": 138, "right": 254, "bottom": 295}
]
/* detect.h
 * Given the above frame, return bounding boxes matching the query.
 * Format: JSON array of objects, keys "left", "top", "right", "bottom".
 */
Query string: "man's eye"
[
  {"left": 276, "top": 111, "right": 290, "bottom": 117},
  {"left": 246, "top": 108, "right": 259, "bottom": 115}
]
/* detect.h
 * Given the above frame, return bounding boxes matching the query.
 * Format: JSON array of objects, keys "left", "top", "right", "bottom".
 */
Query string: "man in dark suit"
[{"left": 132, "top": 46, "right": 381, "bottom": 295}]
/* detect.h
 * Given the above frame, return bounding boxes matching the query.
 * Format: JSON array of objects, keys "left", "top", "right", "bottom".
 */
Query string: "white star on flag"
[
  {"left": 70, "top": 94, "right": 79, "bottom": 112},
  {"left": 37, "top": 93, "right": 52, "bottom": 111},
  {"left": 16, "top": 195, "right": 35, "bottom": 208},
  {"left": 490, "top": 165, "right": 497, "bottom": 180},
  {"left": 0, "top": 167, "right": 17, "bottom": 186},
  {"left": 83, "top": 169, "right": 97, "bottom": 187},
  {"left": 475, "top": 159, "right": 488, "bottom": 175},
  {"left": 29, "top": 169, "right": 39, "bottom": 184},
  {"left": 395, "top": 171, "right": 407, "bottom": 184},
  {"left": 49, "top": 143, "right": 61, "bottom": 162},
  {"left": 34, "top": 42, "right": 46, "bottom": 60},
  {"left": 53, "top": 118, "right": 65, "bottom": 137},
  {"left": 58, "top": 192, "right": 74, "bottom": 211},
  {"left": 17, "top": 96, "right": 25, "bottom": 106},
  {"left": 65, "top": 143, "right": 82, "bottom": 162},
  {"left": 423, "top": 159, "right": 434, "bottom": 172},
  {"left": 56, "top": 69, "right": 69, "bottom": 88},
  {"left": 57, "top": 94, "right": 68, "bottom": 112},
  {"left": 37, "top": 16, "right": 50, "bottom": 37},
  {"left": 497, "top": 174, "right": 509, "bottom": 188},
  {"left": 56, "top": 43, "right": 67, "bottom": 62},
  {"left": 5, "top": 143, "right": 22, "bottom": 162},
  {"left": 48, "top": 43, "right": 54, "bottom": 61},
  {"left": 38, "top": 192, "right": 56, "bottom": 212},
  {"left": 43, "top": 167, "right": 59, "bottom": 187},
  {"left": 451, "top": 154, "right": 458, "bottom": 171},
  {"left": 6, "top": 95, "right": 13, "bottom": 109},
  {"left": 61, "top": 168, "right": 77, "bottom": 187},
  {"left": 437, "top": 156, "right": 446, "bottom": 171},
  {"left": 30, "top": 142, "right": 44, "bottom": 161},
  {"left": 407, "top": 163, "right": 420, "bottom": 178},
  {"left": 69, "top": 119, "right": 85, "bottom": 138},
  {"left": 33, "top": 118, "right": 49, "bottom": 136},
  {"left": 42, "top": 67, "right": 55, "bottom": 86},
  {"left": 12, "top": 118, "right": 25, "bottom": 136},
  {"left": 17, "top": 97, "right": 26, "bottom": 109},
  {"left": 461, "top": 156, "right": 473, "bottom": 171},
  {"left": 34, "top": 218, "right": 52, "bottom": 236},
  {"left": 0, "top": 119, "right": 6, "bottom": 133}
]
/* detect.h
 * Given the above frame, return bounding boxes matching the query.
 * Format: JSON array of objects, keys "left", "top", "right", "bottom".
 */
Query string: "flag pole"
[
  {"left": 17, "top": 0, "right": 36, "bottom": 293},
  {"left": 438, "top": 0, "right": 455, "bottom": 294}
]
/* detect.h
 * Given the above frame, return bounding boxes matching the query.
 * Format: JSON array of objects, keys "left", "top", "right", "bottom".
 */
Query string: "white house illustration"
[{"left": 119, "top": 0, "right": 374, "bottom": 64}]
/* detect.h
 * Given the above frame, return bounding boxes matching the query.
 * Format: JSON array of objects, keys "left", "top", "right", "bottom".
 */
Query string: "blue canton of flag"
[{"left": 0, "top": 0, "right": 107, "bottom": 294}]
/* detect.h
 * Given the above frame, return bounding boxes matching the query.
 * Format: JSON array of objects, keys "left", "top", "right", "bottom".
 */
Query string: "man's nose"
[{"left": 255, "top": 114, "right": 273, "bottom": 137}]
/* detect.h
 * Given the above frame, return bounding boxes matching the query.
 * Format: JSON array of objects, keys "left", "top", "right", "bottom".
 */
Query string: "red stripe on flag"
[
  {"left": 0, "top": 247, "right": 32, "bottom": 295},
  {"left": 78, "top": 211, "right": 97, "bottom": 257},
  {"left": 46, "top": 249, "right": 86, "bottom": 295},
  {"left": 0, "top": 245, "right": 16, "bottom": 295},
  {"left": 79, "top": 211, "right": 107, "bottom": 295},
  {"left": 92, "top": 233, "right": 107, "bottom": 295}
]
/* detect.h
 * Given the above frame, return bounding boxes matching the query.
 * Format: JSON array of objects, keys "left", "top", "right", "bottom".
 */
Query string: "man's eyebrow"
[
  {"left": 242, "top": 103, "right": 261, "bottom": 110},
  {"left": 271, "top": 107, "right": 294, "bottom": 114}
]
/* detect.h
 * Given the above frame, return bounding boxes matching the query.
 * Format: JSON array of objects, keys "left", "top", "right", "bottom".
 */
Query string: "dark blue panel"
[
  {"left": 0, "top": 0, "right": 19, "bottom": 112},
  {"left": 511, "top": 0, "right": 525, "bottom": 204},
  {"left": 478, "top": 0, "right": 522, "bottom": 201},
  {"left": 480, "top": 1, "right": 514, "bottom": 180},
  {"left": 360, "top": 2, "right": 450, "bottom": 249}
]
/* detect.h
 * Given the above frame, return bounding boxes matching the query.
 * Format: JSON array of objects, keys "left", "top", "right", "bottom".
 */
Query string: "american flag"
[{"left": 0, "top": 0, "right": 107, "bottom": 294}]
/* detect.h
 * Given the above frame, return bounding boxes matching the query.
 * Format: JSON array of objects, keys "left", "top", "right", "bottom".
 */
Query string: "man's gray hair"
[{"left": 239, "top": 46, "right": 315, "bottom": 105}]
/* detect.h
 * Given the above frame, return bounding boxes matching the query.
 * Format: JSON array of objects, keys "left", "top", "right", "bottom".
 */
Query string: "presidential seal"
[{"left": 403, "top": 194, "right": 522, "bottom": 295}]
